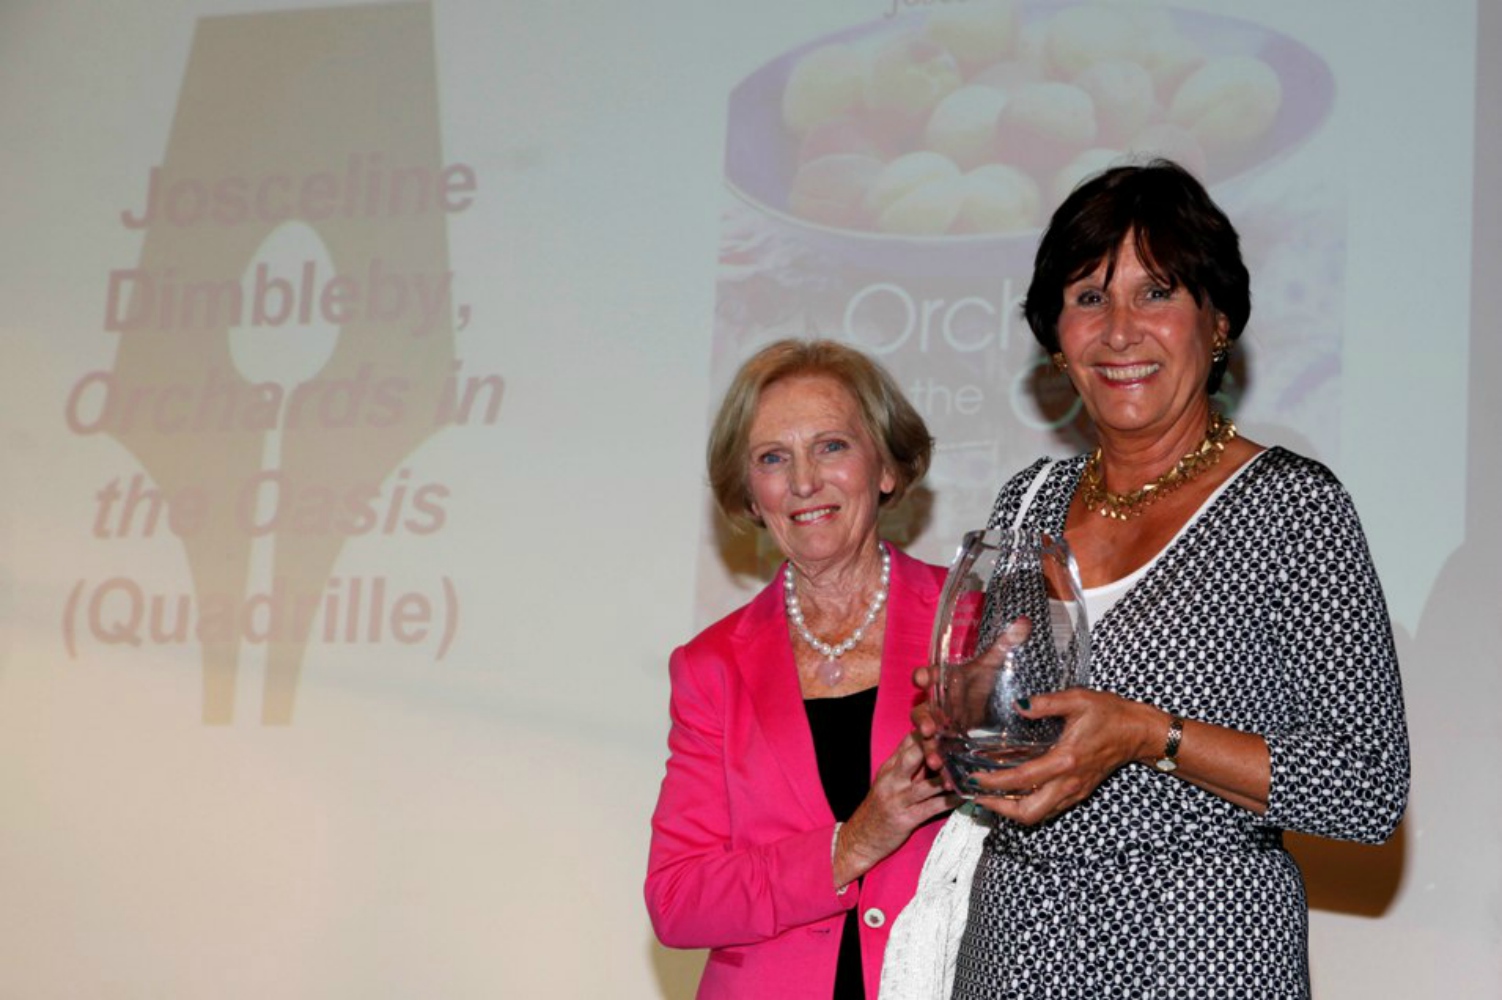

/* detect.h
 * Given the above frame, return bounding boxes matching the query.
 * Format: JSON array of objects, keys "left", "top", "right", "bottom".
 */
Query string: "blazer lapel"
[
  {"left": 733, "top": 567, "right": 835, "bottom": 826},
  {"left": 872, "top": 547, "right": 942, "bottom": 774}
]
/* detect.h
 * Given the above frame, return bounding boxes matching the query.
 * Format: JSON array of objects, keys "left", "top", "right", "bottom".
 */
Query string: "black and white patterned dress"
[{"left": 951, "top": 448, "right": 1410, "bottom": 1000}]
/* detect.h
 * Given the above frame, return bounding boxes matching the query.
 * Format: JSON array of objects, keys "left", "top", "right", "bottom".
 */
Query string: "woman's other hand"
[
  {"left": 963, "top": 688, "right": 1160, "bottom": 824},
  {"left": 832, "top": 734, "right": 959, "bottom": 888},
  {"left": 910, "top": 664, "right": 944, "bottom": 774},
  {"left": 961, "top": 688, "right": 1270, "bottom": 823}
]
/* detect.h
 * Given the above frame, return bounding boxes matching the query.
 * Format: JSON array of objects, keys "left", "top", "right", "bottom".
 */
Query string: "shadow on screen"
[{"left": 1288, "top": 820, "right": 1408, "bottom": 917}]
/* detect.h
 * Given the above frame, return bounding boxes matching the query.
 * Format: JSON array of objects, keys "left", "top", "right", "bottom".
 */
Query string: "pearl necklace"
[
  {"left": 784, "top": 545, "right": 891, "bottom": 688},
  {"left": 1081, "top": 411, "right": 1238, "bottom": 521}
]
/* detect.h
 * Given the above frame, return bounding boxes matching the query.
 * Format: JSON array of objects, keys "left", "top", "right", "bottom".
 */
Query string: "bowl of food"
[{"left": 724, "top": 1, "right": 1333, "bottom": 275}]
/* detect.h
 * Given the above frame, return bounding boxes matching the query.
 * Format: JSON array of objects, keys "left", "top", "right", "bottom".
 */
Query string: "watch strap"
[{"left": 1155, "top": 714, "right": 1185, "bottom": 772}]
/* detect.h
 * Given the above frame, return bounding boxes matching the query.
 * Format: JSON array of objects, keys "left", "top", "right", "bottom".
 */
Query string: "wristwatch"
[{"left": 1154, "top": 714, "right": 1185, "bottom": 773}]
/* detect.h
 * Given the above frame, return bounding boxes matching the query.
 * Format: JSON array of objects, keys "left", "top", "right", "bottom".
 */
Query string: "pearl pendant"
[{"left": 816, "top": 657, "right": 844, "bottom": 688}]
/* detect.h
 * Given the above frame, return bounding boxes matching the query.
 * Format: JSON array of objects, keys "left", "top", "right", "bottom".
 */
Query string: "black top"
[{"left": 804, "top": 685, "right": 877, "bottom": 1000}]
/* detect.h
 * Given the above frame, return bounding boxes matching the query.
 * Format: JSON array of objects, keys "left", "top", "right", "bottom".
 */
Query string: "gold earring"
[
  {"left": 1051, "top": 352, "right": 1069, "bottom": 373},
  {"left": 1211, "top": 334, "right": 1230, "bottom": 366}
]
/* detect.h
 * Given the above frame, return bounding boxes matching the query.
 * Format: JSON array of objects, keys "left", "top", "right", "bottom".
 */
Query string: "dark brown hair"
[{"left": 1023, "top": 159, "right": 1250, "bottom": 393}]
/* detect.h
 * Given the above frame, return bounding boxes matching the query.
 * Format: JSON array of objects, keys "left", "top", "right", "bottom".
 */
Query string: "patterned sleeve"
[{"left": 1260, "top": 462, "right": 1410, "bottom": 843}]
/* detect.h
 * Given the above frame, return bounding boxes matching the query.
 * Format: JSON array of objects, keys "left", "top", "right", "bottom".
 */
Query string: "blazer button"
[{"left": 862, "top": 907, "right": 886, "bottom": 929}]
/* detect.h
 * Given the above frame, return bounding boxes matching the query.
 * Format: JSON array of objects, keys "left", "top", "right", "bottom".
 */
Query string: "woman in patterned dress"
[
  {"left": 647, "top": 340, "right": 958, "bottom": 999},
  {"left": 916, "top": 160, "right": 1410, "bottom": 998}
]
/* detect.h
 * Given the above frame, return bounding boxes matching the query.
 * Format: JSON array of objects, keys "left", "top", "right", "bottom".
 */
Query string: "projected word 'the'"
[{"left": 90, "top": 469, "right": 450, "bottom": 540}]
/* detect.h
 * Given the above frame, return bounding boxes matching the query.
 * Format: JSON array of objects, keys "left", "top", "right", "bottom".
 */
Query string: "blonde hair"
[{"left": 707, "top": 339, "right": 932, "bottom": 528}]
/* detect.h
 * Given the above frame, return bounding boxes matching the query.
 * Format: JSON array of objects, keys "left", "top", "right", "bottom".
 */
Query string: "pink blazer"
[{"left": 646, "top": 546, "right": 948, "bottom": 999}]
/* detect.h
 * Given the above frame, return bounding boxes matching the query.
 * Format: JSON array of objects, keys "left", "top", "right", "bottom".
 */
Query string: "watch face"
[{"left": 1155, "top": 758, "right": 1179, "bottom": 773}]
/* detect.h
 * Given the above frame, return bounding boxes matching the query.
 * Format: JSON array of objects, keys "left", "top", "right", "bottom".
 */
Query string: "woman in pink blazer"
[{"left": 646, "top": 340, "right": 956, "bottom": 1000}]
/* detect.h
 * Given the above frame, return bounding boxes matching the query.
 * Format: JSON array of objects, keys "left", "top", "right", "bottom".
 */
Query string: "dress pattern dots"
[{"left": 951, "top": 448, "right": 1410, "bottom": 1000}]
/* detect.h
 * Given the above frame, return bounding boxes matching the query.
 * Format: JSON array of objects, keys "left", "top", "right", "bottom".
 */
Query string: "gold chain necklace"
[{"left": 1080, "top": 411, "right": 1238, "bottom": 521}]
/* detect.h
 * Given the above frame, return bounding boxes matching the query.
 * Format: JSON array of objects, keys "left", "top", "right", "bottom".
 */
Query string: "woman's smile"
[
  {"left": 790, "top": 504, "right": 840, "bottom": 524},
  {"left": 1093, "top": 362, "right": 1162, "bottom": 384}
]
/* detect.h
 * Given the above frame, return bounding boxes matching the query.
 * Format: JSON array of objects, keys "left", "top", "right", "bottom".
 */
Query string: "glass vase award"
[{"left": 929, "top": 528, "right": 1091, "bottom": 798}]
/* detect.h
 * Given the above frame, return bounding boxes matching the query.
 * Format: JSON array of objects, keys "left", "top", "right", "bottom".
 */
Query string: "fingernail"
[{"left": 1016, "top": 697, "right": 1031, "bottom": 711}]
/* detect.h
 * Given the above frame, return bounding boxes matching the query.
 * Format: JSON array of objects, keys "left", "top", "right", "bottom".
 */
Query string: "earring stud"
[{"left": 1211, "top": 334, "right": 1231, "bottom": 366}]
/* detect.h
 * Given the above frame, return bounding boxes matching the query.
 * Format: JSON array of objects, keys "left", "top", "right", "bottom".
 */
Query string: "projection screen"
[{"left": 0, "top": 1, "right": 1496, "bottom": 997}]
